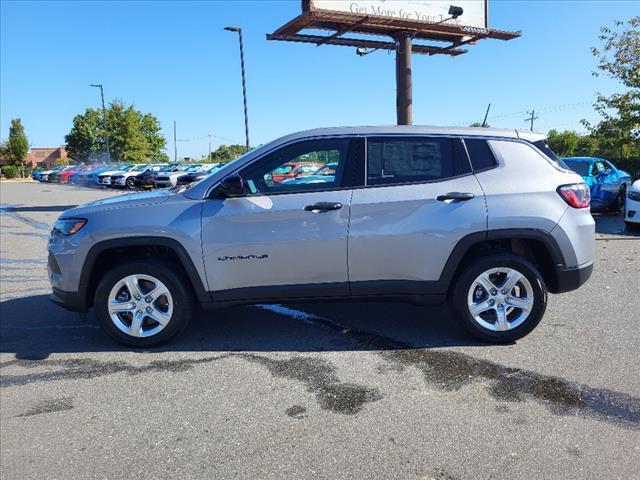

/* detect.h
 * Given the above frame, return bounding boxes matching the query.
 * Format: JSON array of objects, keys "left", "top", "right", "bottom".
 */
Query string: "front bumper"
[
  {"left": 50, "top": 287, "right": 88, "bottom": 312},
  {"left": 625, "top": 196, "right": 640, "bottom": 224},
  {"left": 553, "top": 261, "right": 593, "bottom": 294}
]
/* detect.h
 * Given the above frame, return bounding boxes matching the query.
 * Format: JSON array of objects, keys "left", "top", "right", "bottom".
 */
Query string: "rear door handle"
[
  {"left": 436, "top": 192, "right": 475, "bottom": 202},
  {"left": 304, "top": 202, "right": 343, "bottom": 212}
]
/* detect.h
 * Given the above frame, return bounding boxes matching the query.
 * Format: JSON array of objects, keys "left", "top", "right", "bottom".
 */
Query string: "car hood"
[{"left": 62, "top": 189, "right": 174, "bottom": 216}]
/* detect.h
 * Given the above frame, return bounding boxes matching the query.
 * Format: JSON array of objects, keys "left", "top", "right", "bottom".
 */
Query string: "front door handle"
[
  {"left": 304, "top": 202, "right": 343, "bottom": 212},
  {"left": 436, "top": 192, "right": 475, "bottom": 202}
]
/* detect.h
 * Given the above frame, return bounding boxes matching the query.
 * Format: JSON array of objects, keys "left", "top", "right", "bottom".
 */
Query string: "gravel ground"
[{"left": 1, "top": 181, "right": 639, "bottom": 480}]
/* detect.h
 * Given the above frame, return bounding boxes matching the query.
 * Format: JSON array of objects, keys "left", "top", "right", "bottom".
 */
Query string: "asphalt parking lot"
[{"left": 1, "top": 181, "right": 639, "bottom": 480}]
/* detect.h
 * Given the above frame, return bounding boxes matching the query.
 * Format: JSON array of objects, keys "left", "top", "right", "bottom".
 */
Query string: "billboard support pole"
[{"left": 396, "top": 32, "right": 413, "bottom": 126}]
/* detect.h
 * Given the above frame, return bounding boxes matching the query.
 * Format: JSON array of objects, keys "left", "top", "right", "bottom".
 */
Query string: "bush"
[{"left": 2, "top": 165, "right": 18, "bottom": 179}]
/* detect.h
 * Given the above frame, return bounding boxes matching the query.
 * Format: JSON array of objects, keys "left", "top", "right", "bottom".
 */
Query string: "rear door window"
[{"left": 366, "top": 137, "right": 469, "bottom": 186}]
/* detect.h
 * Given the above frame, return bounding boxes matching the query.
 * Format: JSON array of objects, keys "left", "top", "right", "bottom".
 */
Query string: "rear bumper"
[
  {"left": 50, "top": 287, "right": 88, "bottom": 313},
  {"left": 553, "top": 261, "right": 593, "bottom": 294}
]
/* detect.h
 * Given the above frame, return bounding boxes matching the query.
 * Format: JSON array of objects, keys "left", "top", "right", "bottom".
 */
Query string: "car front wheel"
[
  {"left": 451, "top": 253, "right": 547, "bottom": 343},
  {"left": 125, "top": 177, "right": 136, "bottom": 189},
  {"left": 95, "top": 261, "right": 192, "bottom": 347}
]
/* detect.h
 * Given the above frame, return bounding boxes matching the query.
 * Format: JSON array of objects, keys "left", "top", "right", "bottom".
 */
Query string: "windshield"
[
  {"left": 185, "top": 164, "right": 203, "bottom": 172},
  {"left": 564, "top": 160, "right": 590, "bottom": 176},
  {"left": 160, "top": 164, "right": 179, "bottom": 172},
  {"left": 130, "top": 164, "right": 148, "bottom": 172}
]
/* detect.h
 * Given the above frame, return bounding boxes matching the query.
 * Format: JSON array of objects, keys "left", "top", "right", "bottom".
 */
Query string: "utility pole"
[
  {"left": 173, "top": 121, "right": 177, "bottom": 162},
  {"left": 90, "top": 84, "right": 111, "bottom": 162},
  {"left": 395, "top": 32, "right": 413, "bottom": 125},
  {"left": 225, "top": 26, "right": 250, "bottom": 152},
  {"left": 208, "top": 133, "right": 212, "bottom": 161},
  {"left": 525, "top": 110, "right": 538, "bottom": 131}
]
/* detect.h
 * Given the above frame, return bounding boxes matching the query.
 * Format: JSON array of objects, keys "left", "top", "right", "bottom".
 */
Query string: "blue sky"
[{"left": 1, "top": 0, "right": 638, "bottom": 158}]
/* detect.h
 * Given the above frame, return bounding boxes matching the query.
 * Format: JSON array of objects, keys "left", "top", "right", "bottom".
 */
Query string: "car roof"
[
  {"left": 563, "top": 157, "right": 605, "bottom": 163},
  {"left": 273, "top": 125, "right": 548, "bottom": 143}
]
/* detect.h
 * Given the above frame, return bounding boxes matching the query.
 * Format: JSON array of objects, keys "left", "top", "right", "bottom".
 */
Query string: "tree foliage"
[
  {"left": 65, "top": 100, "right": 167, "bottom": 163},
  {"left": 209, "top": 144, "right": 248, "bottom": 163},
  {"left": 7, "top": 119, "right": 29, "bottom": 175},
  {"left": 583, "top": 16, "right": 640, "bottom": 158}
]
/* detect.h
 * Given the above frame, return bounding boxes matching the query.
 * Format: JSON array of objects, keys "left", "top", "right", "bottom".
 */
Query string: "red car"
[{"left": 270, "top": 162, "right": 324, "bottom": 183}]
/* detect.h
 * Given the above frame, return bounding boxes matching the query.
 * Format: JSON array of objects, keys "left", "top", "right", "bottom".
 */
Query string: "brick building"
[{"left": 25, "top": 146, "right": 68, "bottom": 169}]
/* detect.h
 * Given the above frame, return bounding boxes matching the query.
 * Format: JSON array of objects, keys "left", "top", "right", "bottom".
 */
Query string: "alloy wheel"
[
  {"left": 107, "top": 274, "right": 173, "bottom": 338},
  {"left": 467, "top": 267, "right": 534, "bottom": 332}
]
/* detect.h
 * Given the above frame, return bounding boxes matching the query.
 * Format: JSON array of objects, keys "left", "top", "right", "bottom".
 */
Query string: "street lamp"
[
  {"left": 224, "top": 26, "right": 250, "bottom": 152},
  {"left": 90, "top": 84, "right": 111, "bottom": 162}
]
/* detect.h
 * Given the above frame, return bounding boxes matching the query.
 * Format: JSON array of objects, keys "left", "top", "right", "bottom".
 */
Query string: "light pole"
[
  {"left": 90, "top": 84, "right": 111, "bottom": 162},
  {"left": 224, "top": 26, "right": 250, "bottom": 152}
]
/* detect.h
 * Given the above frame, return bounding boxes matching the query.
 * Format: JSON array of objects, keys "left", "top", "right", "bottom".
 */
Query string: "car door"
[
  {"left": 348, "top": 136, "right": 486, "bottom": 296},
  {"left": 201, "top": 137, "right": 357, "bottom": 300}
]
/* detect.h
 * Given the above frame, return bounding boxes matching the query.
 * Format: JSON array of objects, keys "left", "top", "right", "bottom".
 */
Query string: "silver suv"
[{"left": 48, "top": 126, "right": 595, "bottom": 347}]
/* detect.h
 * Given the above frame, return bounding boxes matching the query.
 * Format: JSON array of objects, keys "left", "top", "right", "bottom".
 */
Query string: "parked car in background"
[
  {"left": 176, "top": 163, "right": 224, "bottom": 186},
  {"left": 98, "top": 165, "right": 132, "bottom": 186},
  {"left": 69, "top": 166, "right": 95, "bottom": 184},
  {"left": 31, "top": 169, "right": 44, "bottom": 181},
  {"left": 154, "top": 164, "right": 204, "bottom": 188},
  {"left": 563, "top": 157, "right": 631, "bottom": 212},
  {"left": 281, "top": 162, "right": 338, "bottom": 185},
  {"left": 77, "top": 165, "right": 116, "bottom": 186},
  {"left": 48, "top": 126, "right": 594, "bottom": 347},
  {"left": 48, "top": 166, "right": 75, "bottom": 183},
  {"left": 39, "top": 166, "right": 65, "bottom": 182},
  {"left": 112, "top": 164, "right": 166, "bottom": 189},
  {"left": 269, "top": 161, "right": 324, "bottom": 183},
  {"left": 133, "top": 163, "right": 180, "bottom": 188},
  {"left": 625, "top": 180, "right": 640, "bottom": 231}
]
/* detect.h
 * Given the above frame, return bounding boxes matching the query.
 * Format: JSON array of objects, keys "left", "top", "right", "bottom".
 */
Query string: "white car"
[
  {"left": 625, "top": 180, "right": 640, "bottom": 231},
  {"left": 111, "top": 164, "right": 165, "bottom": 189},
  {"left": 154, "top": 164, "right": 205, "bottom": 188},
  {"left": 97, "top": 165, "right": 132, "bottom": 186}
]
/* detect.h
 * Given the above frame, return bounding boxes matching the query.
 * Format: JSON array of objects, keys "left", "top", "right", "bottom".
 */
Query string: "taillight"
[{"left": 557, "top": 183, "right": 590, "bottom": 208}]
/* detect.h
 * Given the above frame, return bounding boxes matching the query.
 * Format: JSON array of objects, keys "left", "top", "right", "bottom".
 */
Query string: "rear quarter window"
[
  {"left": 464, "top": 138, "right": 497, "bottom": 171},
  {"left": 487, "top": 139, "right": 556, "bottom": 170}
]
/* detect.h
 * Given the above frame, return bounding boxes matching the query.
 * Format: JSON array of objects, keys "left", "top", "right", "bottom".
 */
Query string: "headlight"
[
  {"left": 628, "top": 190, "right": 640, "bottom": 201},
  {"left": 51, "top": 218, "right": 87, "bottom": 236}
]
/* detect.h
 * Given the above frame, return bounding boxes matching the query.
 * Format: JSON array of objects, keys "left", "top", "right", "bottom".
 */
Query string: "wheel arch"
[
  {"left": 80, "top": 237, "right": 210, "bottom": 309},
  {"left": 441, "top": 229, "right": 566, "bottom": 294}
]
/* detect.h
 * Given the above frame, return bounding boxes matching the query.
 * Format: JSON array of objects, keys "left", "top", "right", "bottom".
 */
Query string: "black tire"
[
  {"left": 125, "top": 177, "right": 136, "bottom": 189},
  {"left": 450, "top": 253, "right": 547, "bottom": 343},
  {"left": 94, "top": 260, "right": 193, "bottom": 347},
  {"left": 614, "top": 185, "right": 626, "bottom": 213}
]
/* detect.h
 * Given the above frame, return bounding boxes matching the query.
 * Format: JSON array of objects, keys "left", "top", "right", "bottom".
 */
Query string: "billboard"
[{"left": 308, "top": 0, "right": 488, "bottom": 29}]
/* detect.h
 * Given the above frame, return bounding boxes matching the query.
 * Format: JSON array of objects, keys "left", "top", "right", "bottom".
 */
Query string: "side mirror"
[{"left": 218, "top": 173, "right": 244, "bottom": 197}]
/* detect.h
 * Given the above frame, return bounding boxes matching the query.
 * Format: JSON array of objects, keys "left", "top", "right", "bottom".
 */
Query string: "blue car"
[{"left": 563, "top": 157, "right": 631, "bottom": 212}]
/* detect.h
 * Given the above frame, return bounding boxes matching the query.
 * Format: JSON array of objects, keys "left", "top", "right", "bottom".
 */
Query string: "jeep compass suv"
[{"left": 48, "top": 126, "right": 594, "bottom": 347}]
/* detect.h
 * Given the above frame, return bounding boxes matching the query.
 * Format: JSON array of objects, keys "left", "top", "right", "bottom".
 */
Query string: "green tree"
[
  {"left": 65, "top": 100, "right": 167, "bottom": 163},
  {"left": 469, "top": 122, "right": 490, "bottom": 128},
  {"left": 7, "top": 119, "right": 29, "bottom": 176},
  {"left": 547, "top": 129, "right": 581, "bottom": 157},
  {"left": 583, "top": 16, "right": 640, "bottom": 159},
  {"left": 210, "top": 144, "right": 248, "bottom": 163}
]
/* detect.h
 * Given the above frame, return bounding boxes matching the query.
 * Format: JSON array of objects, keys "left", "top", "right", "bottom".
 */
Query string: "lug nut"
[
  {"left": 145, "top": 297, "right": 152, "bottom": 303},
  {"left": 489, "top": 299, "right": 495, "bottom": 305},
  {"left": 146, "top": 306, "right": 152, "bottom": 312},
  {"left": 490, "top": 289, "right": 497, "bottom": 296},
  {"left": 137, "top": 310, "right": 143, "bottom": 315},
  {"left": 136, "top": 296, "right": 141, "bottom": 301},
  {"left": 501, "top": 289, "right": 507, "bottom": 295}
]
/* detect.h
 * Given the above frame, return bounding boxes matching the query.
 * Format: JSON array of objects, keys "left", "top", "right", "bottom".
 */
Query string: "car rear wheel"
[
  {"left": 450, "top": 253, "right": 547, "bottom": 343},
  {"left": 615, "top": 185, "right": 626, "bottom": 212},
  {"left": 95, "top": 261, "right": 192, "bottom": 347},
  {"left": 125, "top": 177, "right": 136, "bottom": 189}
]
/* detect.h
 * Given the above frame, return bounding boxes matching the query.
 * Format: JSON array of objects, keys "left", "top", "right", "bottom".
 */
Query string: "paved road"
[{"left": 1, "top": 182, "right": 639, "bottom": 480}]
